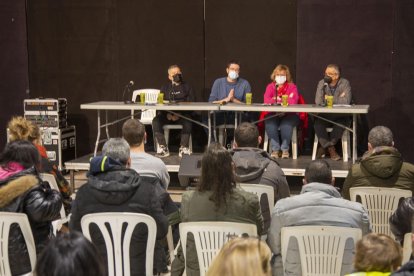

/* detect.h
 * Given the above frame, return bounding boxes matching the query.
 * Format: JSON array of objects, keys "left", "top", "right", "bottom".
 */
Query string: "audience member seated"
[
  {"left": 343, "top": 126, "right": 414, "bottom": 200},
  {"left": 263, "top": 64, "right": 300, "bottom": 159},
  {"left": 267, "top": 160, "right": 371, "bottom": 276},
  {"left": 314, "top": 64, "right": 352, "bottom": 161},
  {"left": 171, "top": 143, "right": 264, "bottom": 276},
  {"left": 231, "top": 122, "right": 289, "bottom": 231},
  {"left": 0, "top": 140, "right": 62, "bottom": 275},
  {"left": 35, "top": 231, "right": 106, "bottom": 276},
  {"left": 346, "top": 233, "right": 402, "bottom": 276},
  {"left": 8, "top": 116, "right": 72, "bottom": 213},
  {"left": 152, "top": 64, "right": 194, "bottom": 158},
  {"left": 123, "top": 118, "right": 180, "bottom": 265},
  {"left": 206, "top": 237, "right": 272, "bottom": 276},
  {"left": 69, "top": 138, "right": 169, "bottom": 275},
  {"left": 123, "top": 118, "right": 170, "bottom": 189}
]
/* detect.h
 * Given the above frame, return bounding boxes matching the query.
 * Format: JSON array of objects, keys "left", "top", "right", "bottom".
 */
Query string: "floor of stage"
[{"left": 65, "top": 152, "right": 352, "bottom": 193}]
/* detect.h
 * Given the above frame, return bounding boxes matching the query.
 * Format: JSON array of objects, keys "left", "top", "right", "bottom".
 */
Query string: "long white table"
[
  {"left": 80, "top": 101, "right": 220, "bottom": 155},
  {"left": 81, "top": 101, "right": 369, "bottom": 163},
  {"left": 220, "top": 103, "right": 370, "bottom": 163}
]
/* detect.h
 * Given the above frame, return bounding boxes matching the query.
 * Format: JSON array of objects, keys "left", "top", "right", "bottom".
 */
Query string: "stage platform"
[{"left": 65, "top": 152, "right": 352, "bottom": 191}]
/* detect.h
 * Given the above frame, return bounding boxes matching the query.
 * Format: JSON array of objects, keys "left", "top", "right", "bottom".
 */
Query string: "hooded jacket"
[
  {"left": 69, "top": 156, "right": 169, "bottom": 276},
  {"left": 0, "top": 168, "right": 62, "bottom": 275},
  {"left": 267, "top": 182, "right": 371, "bottom": 276},
  {"left": 389, "top": 196, "right": 414, "bottom": 244},
  {"left": 231, "top": 147, "right": 289, "bottom": 231},
  {"left": 342, "top": 147, "right": 414, "bottom": 200}
]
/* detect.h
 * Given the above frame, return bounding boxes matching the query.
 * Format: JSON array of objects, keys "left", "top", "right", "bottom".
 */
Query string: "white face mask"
[
  {"left": 275, "top": 75, "right": 287, "bottom": 85},
  {"left": 228, "top": 70, "right": 239, "bottom": 80}
]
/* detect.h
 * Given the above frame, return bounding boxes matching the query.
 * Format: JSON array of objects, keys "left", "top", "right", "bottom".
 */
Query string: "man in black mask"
[
  {"left": 314, "top": 64, "right": 352, "bottom": 160},
  {"left": 152, "top": 65, "right": 194, "bottom": 158}
]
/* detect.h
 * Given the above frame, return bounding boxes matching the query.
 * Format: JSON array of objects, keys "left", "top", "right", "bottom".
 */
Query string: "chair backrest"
[
  {"left": 403, "top": 232, "right": 412, "bottom": 264},
  {"left": 131, "top": 89, "right": 160, "bottom": 123},
  {"left": 0, "top": 212, "right": 37, "bottom": 275},
  {"left": 349, "top": 187, "right": 412, "bottom": 236},
  {"left": 179, "top": 221, "right": 257, "bottom": 276},
  {"left": 281, "top": 225, "right": 362, "bottom": 276},
  {"left": 39, "top": 173, "right": 66, "bottom": 220},
  {"left": 239, "top": 183, "right": 274, "bottom": 215},
  {"left": 81, "top": 212, "right": 157, "bottom": 276}
]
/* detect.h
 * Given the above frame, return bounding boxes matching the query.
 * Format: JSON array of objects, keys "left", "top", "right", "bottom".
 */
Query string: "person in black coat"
[
  {"left": 69, "top": 138, "right": 169, "bottom": 275},
  {"left": 390, "top": 198, "right": 414, "bottom": 245},
  {"left": 0, "top": 140, "right": 62, "bottom": 275}
]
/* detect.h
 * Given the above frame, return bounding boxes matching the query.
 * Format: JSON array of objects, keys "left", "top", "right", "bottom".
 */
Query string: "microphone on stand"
[{"left": 122, "top": 80, "right": 135, "bottom": 104}]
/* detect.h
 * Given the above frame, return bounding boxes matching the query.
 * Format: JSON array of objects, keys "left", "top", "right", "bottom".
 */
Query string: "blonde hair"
[
  {"left": 354, "top": 233, "right": 402, "bottom": 272},
  {"left": 270, "top": 64, "right": 293, "bottom": 83},
  {"left": 8, "top": 116, "right": 41, "bottom": 142},
  {"left": 206, "top": 237, "right": 271, "bottom": 276}
]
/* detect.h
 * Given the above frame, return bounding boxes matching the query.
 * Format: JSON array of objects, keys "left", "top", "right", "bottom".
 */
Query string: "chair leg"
[
  {"left": 164, "top": 128, "right": 170, "bottom": 146},
  {"left": 263, "top": 132, "right": 269, "bottom": 153},
  {"left": 312, "top": 134, "right": 318, "bottom": 160},
  {"left": 292, "top": 127, "right": 297, "bottom": 160},
  {"left": 342, "top": 130, "right": 350, "bottom": 162},
  {"left": 189, "top": 134, "right": 193, "bottom": 152},
  {"left": 218, "top": 128, "right": 224, "bottom": 145}
]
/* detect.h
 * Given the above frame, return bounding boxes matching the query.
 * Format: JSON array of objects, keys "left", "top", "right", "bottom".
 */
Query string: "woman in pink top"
[{"left": 263, "top": 64, "right": 299, "bottom": 158}]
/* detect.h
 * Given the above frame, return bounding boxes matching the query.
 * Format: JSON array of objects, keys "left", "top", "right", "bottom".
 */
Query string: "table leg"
[
  {"left": 105, "top": 110, "right": 110, "bottom": 139},
  {"left": 94, "top": 110, "right": 101, "bottom": 156},
  {"left": 70, "top": 169, "right": 75, "bottom": 193},
  {"left": 353, "top": 113, "right": 357, "bottom": 163}
]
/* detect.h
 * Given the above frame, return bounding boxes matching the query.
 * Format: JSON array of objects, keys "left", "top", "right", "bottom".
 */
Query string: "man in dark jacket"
[
  {"left": 342, "top": 126, "right": 414, "bottom": 200},
  {"left": 231, "top": 122, "right": 289, "bottom": 231},
  {"left": 69, "top": 138, "right": 169, "bottom": 275}
]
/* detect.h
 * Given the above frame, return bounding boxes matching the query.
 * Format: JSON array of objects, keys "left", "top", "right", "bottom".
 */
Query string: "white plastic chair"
[
  {"left": 39, "top": 173, "right": 69, "bottom": 234},
  {"left": 312, "top": 128, "right": 351, "bottom": 162},
  {"left": 0, "top": 212, "right": 37, "bottom": 276},
  {"left": 81, "top": 212, "right": 157, "bottom": 276},
  {"left": 179, "top": 221, "right": 257, "bottom": 276},
  {"left": 239, "top": 183, "right": 274, "bottom": 216},
  {"left": 263, "top": 126, "right": 298, "bottom": 159},
  {"left": 281, "top": 225, "right": 362, "bottom": 276},
  {"left": 403, "top": 232, "right": 412, "bottom": 264},
  {"left": 132, "top": 89, "right": 160, "bottom": 124},
  {"left": 350, "top": 187, "right": 412, "bottom": 236}
]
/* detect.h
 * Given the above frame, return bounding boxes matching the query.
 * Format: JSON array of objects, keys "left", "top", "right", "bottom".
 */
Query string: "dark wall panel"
[
  {"left": 27, "top": 0, "right": 204, "bottom": 155},
  {"left": 205, "top": 0, "right": 297, "bottom": 103},
  {"left": 392, "top": 0, "right": 414, "bottom": 162},
  {"left": 296, "top": 0, "right": 395, "bottom": 154},
  {"left": 0, "top": 0, "right": 29, "bottom": 150}
]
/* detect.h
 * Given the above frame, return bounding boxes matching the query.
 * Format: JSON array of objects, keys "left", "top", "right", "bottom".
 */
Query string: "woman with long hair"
[
  {"left": 171, "top": 143, "right": 264, "bottom": 276},
  {"left": 0, "top": 140, "right": 62, "bottom": 275}
]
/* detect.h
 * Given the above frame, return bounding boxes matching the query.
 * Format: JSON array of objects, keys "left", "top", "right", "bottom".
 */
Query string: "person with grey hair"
[
  {"left": 342, "top": 126, "right": 414, "bottom": 200},
  {"left": 267, "top": 160, "right": 371, "bottom": 276},
  {"left": 69, "top": 138, "right": 169, "bottom": 275},
  {"left": 314, "top": 64, "right": 352, "bottom": 161}
]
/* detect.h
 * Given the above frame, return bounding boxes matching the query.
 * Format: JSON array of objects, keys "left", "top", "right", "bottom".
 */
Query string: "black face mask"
[
  {"left": 173, "top": 74, "right": 183, "bottom": 84},
  {"left": 323, "top": 75, "right": 333, "bottom": 84}
]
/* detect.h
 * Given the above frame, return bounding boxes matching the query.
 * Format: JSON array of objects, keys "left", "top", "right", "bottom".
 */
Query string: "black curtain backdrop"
[
  {"left": 296, "top": 0, "right": 414, "bottom": 162},
  {"left": 26, "top": 0, "right": 204, "bottom": 155},
  {"left": 204, "top": 0, "right": 297, "bottom": 103},
  {"left": 1, "top": 0, "right": 413, "bottom": 161},
  {"left": 0, "top": 0, "right": 29, "bottom": 149}
]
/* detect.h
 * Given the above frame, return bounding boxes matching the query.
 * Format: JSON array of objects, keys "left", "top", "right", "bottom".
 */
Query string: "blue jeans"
[{"left": 265, "top": 114, "right": 300, "bottom": 152}]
